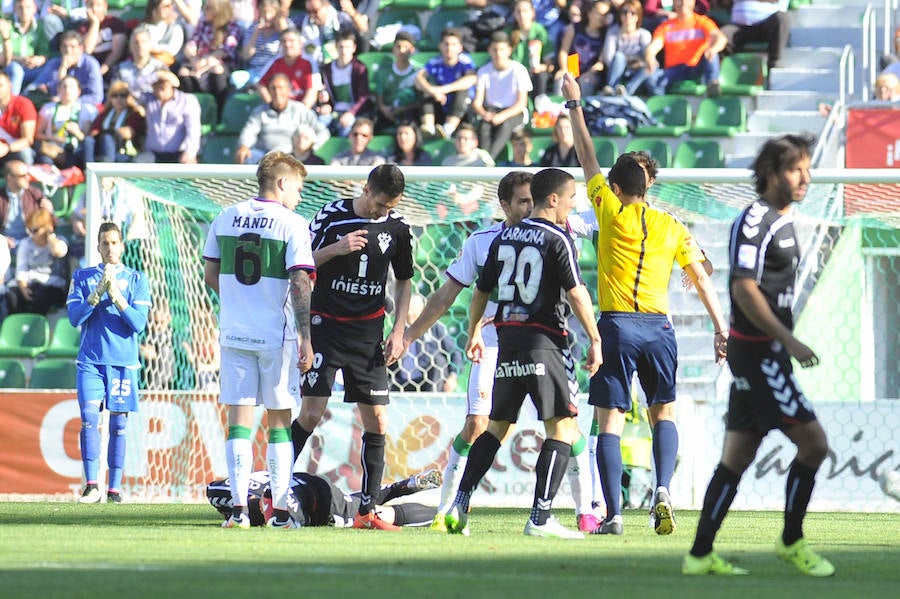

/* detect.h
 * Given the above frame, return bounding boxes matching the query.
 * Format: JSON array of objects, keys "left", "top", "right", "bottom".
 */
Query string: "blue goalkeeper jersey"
[{"left": 67, "top": 263, "right": 151, "bottom": 368}]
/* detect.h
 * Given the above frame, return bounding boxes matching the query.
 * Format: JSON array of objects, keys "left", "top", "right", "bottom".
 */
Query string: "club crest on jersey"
[
  {"left": 311, "top": 315, "right": 322, "bottom": 325},
  {"left": 378, "top": 231, "right": 391, "bottom": 253}
]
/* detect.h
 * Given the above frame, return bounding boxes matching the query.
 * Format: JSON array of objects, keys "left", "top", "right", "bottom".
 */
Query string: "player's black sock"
[
  {"left": 531, "top": 438, "right": 571, "bottom": 526},
  {"left": 390, "top": 503, "right": 438, "bottom": 527},
  {"left": 291, "top": 420, "right": 312, "bottom": 464},
  {"left": 458, "top": 432, "right": 501, "bottom": 494},
  {"left": 691, "top": 464, "right": 741, "bottom": 557},
  {"left": 359, "top": 431, "right": 386, "bottom": 514},
  {"left": 783, "top": 459, "right": 817, "bottom": 546},
  {"left": 378, "top": 476, "right": 416, "bottom": 504},
  {"left": 231, "top": 504, "right": 249, "bottom": 518}
]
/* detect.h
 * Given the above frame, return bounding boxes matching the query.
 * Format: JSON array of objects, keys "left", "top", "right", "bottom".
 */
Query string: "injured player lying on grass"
[{"left": 207, "top": 469, "right": 443, "bottom": 528}]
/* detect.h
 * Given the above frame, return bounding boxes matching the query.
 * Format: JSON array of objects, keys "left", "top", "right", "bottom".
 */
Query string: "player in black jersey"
[
  {"left": 290, "top": 164, "right": 414, "bottom": 531},
  {"left": 684, "top": 134, "right": 835, "bottom": 577},
  {"left": 443, "top": 167, "right": 603, "bottom": 539},
  {"left": 207, "top": 469, "right": 442, "bottom": 528}
]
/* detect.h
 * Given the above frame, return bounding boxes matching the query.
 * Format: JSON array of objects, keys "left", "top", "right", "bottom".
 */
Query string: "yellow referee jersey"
[{"left": 586, "top": 172, "right": 704, "bottom": 314}]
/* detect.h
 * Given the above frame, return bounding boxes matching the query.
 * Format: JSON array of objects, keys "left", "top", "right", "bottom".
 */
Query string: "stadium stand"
[
  {"left": 0, "top": 313, "right": 51, "bottom": 358},
  {"left": 0, "top": 358, "right": 27, "bottom": 388},
  {"left": 28, "top": 358, "right": 77, "bottom": 390}
]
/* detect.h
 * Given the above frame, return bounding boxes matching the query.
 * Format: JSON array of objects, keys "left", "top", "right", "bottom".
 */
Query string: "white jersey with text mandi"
[
  {"left": 309, "top": 199, "right": 414, "bottom": 319},
  {"left": 445, "top": 221, "right": 507, "bottom": 347},
  {"left": 203, "top": 197, "right": 315, "bottom": 350}
]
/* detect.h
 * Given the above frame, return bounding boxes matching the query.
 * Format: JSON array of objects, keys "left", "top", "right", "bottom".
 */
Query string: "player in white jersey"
[
  {"left": 203, "top": 151, "right": 316, "bottom": 530},
  {"left": 395, "top": 171, "right": 602, "bottom": 533},
  {"left": 67, "top": 221, "right": 151, "bottom": 503}
]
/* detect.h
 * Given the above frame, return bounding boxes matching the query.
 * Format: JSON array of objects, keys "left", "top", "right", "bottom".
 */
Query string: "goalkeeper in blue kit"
[{"left": 67, "top": 222, "right": 151, "bottom": 504}]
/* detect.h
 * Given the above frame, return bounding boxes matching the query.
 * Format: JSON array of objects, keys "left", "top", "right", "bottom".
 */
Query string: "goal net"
[{"left": 77, "top": 164, "right": 898, "bottom": 508}]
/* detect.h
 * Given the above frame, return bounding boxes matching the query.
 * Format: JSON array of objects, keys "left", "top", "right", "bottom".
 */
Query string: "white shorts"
[
  {"left": 467, "top": 345, "right": 498, "bottom": 417},
  {"left": 219, "top": 343, "right": 301, "bottom": 410}
]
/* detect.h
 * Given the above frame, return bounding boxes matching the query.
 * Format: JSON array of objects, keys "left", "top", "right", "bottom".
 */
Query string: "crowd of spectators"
[{"left": 0, "top": 0, "right": 805, "bottom": 172}]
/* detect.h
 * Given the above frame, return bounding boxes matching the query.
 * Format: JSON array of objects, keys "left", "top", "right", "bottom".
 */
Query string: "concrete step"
[
  {"left": 769, "top": 67, "right": 841, "bottom": 93},
  {"left": 789, "top": 27, "right": 862, "bottom": 50},
  {"left": 753, "top": 90, "right": 834, "bottom": 111},
  {"left": 779, "top": 47, "right": 844, "bottom": 69},
  {"left": 717, "top": 132, "right": 778, "bottom": 157},
  {"left": 791, "top": 5, "right": 867, "bottom": 28},
  {"left": 747, "top": 110, "right": 827, "bottom": 134}
]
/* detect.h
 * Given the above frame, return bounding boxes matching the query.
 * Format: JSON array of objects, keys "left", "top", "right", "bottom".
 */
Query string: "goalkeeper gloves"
[
  {"left": 107, "top": 277, "right": 128, "bottom": 311},
  {"left": 87, "top": 277, "right": 109, "bottom": 306}
]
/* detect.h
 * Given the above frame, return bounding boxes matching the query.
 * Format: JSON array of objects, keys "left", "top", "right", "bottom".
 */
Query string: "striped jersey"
[
  {"left": 203, "top": 197, "right": 315, "bottom": 350},
  {"left": 445, "top": 221, "right": 505, "bottom": 346},
  {"left": 309, "top": 199, "right": 413, "bottom": 320},
  {"left": 728, "top": 199, "right": 800, "bottom": 338},
  {"left": 67, "top": 263, "right": 151, "bottom": 368},
  {"left": 587, "top": 172, "right": 703, "bottom": 314},
  {"left": 477, "top": 217, "right": 582, "bottom": 350}
]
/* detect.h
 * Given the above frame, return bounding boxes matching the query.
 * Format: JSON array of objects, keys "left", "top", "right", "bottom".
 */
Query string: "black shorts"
[
  {"left": 726, "top": 336, "right": 818, "bottom": 434},
  {"left": 491, "top": 346, "right": 578, "bottom": 423},
  {"left": 302, "top": 315, "right": 390, "bottom": 405}
]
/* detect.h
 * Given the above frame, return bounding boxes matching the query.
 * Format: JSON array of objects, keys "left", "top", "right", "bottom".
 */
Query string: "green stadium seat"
[
  {"left": 28, "top": 358, "right": 77, "bottom": 389},
  {"left": 673, "top": 139, "right": 726, "bottom": 168},
  {"left": 635, "top": 95, "right": 692, "bottom": 137},
  {"left": 49, "top": 184, "right": 79, "bottom": 218},
  {"left": 719, "top": 53, "right": 767, "bottom": 96},
  {"left": 193, "top": 92, "right": 219, "bottom": 136},
  {"left": 410, "top": 51, "right": 440, "bottom": 70},
  {"left": 0, "top": 313, "right": 51, "bottom": 358},
  {"left": 665, "top": 80, "right": 707, "bottom": 96},
  {"left": 200, "top": 134, "right": 238, "bottom": 164},
  {"left": 422, "top": 8, "right": 472, "bottom": 51},
  {"left": 356, "top": 51, "right": 393, "bottom": 89},
  {"left": 691, "top": 97, "right": 747, "bottom": 137},
  {"left": 0, "top": 358, "right": 27, "bottom": 388},
  {"left": 45, "top": 318, "right": 81, "bottom": 359},
  {"left": 316, "top": 137, "right": 350, "bottom": 163},
  {"left": 215, "top": 93, "right": 264, "bottom": 134},
  {"left": 376, "top": 6, "right": 423, "bottom": 31},
  {"left": 387, "top": 0, "right": 440, "bottom": 9},
  {"left": 366, "top": 135, "right": 396, "bottom": 156},
  {"left": 594, "top": 138, "right": 617, "bottom": 167},
  {"left": 422, "top": 138, "right": 456, "bottom": 164},
  {"left": 503, "top": 135, "right": 555, "bottom": 164},
  {"left": 625, "top": 138, "right": 672, "bottom": 168},
  {"left": 469, "top": 51, "right": 491, "bottom": 69}
]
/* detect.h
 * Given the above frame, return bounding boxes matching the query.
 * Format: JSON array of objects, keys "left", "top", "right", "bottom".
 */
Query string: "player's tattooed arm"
[
  {"left": 290, "top": 269, "right": 313, "bottom": 339},
  {"left": 290, "top": 269, "right": 314, "bottom": 372}
]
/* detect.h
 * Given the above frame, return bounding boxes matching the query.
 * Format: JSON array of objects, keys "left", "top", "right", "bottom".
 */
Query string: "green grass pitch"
[{"left": 0, "top": 504, "right": 897, "bottom": 598}]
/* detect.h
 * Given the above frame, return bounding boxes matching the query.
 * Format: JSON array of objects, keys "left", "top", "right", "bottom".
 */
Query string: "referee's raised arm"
[{"left": 560, "top": 73, "right": 602, "bottom": 183}]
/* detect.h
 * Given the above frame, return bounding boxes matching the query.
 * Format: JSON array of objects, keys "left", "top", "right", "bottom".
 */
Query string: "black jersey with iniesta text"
[
  {"left": 477, "top": 217, "right": 582, "bottom": 350},
  {"left": 728, "top": 200, "right": 801, "bottom": 339},
  {"left": 309, "top": 199, "right": 414, "bottom": 320}
]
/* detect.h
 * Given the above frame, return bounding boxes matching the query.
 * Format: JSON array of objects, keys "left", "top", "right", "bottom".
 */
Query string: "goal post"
[{"left": 73, "top": 163, "right": 898, "bottom": 508}]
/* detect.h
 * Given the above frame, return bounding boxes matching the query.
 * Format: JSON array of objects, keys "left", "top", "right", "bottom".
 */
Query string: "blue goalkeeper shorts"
[{"left": 76, "top": 362, "right": 140, "bottom": 413}]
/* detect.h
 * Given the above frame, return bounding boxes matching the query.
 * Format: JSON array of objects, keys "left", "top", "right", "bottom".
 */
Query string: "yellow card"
[{"left": 567, "top": 53, "right": 581, "bottom": 78}]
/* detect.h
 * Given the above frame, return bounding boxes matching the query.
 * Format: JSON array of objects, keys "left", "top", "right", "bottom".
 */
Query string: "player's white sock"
[
  {"left": 437, "top": 445, "right": 468, "bottom": 514},
  {"left": 568, "top": 434, "right": 593, "bottom": 516},
  {"left": 226, "top": 429, "right": 253, "bottom": 507},
  {"left": 267, "top": 428, "right": 294, "bottom": 511}
]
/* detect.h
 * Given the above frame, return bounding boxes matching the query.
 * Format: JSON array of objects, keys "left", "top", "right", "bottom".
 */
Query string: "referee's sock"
[
  {"left": 596, "top": 433, "right": 623, "bottom": 518},
  {"left": 652, "top": 420, "right": 679, "bottom": 490}
]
